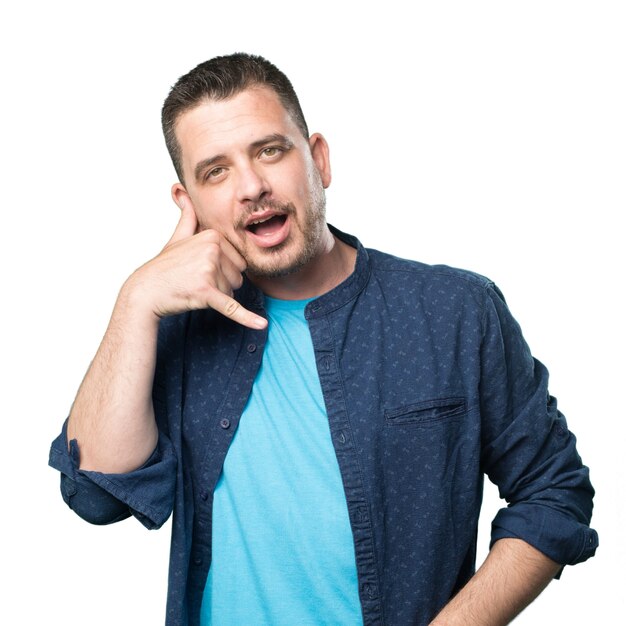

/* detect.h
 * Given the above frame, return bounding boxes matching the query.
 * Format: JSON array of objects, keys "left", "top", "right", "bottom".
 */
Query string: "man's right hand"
[
  {"left": 67, "top": 204, "right": 265, "bottom": 473},
  {"left": 126, "top": 203, "right": 267, "bottom": 329}
]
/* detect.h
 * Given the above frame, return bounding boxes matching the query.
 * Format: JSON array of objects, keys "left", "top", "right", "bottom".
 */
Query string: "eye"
[
  {"left": 205, "top": 166, "right": 226, "bottom": 182},
  {"left": 260, "top": 146, "right": 283, "bottom": 159}
]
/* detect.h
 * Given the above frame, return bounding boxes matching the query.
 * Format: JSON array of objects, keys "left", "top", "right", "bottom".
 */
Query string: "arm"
[
  {"left": 66, "top": 202, "right": 267, "bottom": 474},
  {"left": 432, "top": 282, "right": 597, "bottom": 623},
  {"left": 66, "top": 282, "right": 161, "bottom": 473},
  {"left": 430, "top": 538, "right": 561, "bottom": 626},
  {"left": 478, "top": 283, "right": 596, "bottom": 567}
]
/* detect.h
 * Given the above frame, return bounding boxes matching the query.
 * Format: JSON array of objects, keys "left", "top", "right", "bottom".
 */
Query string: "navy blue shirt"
[{"left": 49, "top": 228, "right": 597, "bottom": 625}]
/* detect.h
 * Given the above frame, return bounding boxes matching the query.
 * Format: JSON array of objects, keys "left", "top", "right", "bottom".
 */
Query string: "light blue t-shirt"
[{"left": 201, "top": 296, "right": 362, "bottom": 625}]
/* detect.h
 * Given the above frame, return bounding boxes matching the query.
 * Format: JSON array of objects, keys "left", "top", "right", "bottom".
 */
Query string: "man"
[{"left": 49, "top": 53, "right": 597, "bottom": 625}]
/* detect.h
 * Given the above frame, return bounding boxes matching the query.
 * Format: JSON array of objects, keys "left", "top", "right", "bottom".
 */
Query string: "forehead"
[{"left": 175, "top": 88, "right": 299, "bottom": 166}]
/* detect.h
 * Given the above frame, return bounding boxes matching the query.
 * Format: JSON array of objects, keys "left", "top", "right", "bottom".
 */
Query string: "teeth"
[{"left": 249, "top": 216, "right": 273, "bottom": 226}]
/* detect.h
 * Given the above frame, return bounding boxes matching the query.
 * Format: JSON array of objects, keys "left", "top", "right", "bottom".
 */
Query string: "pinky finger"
[{"left": 210, "top": 290, "right": 268, "bottom": 330}]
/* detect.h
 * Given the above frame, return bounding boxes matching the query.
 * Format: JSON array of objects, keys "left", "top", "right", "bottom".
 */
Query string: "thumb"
[{"left": 166, "top": 200, "right": 198, "bottom": 246}]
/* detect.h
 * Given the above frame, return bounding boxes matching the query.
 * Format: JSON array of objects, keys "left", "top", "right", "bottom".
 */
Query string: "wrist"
[{"left": 116, "top": 272, "right": 162, "bottom": 328}]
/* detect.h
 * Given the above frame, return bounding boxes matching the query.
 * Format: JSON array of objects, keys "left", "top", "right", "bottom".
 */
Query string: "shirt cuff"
[
  {"left": 48, "top": 419, "right": 176, "bottom": 530},
  {"left": 490, "top": 503, "right": 599, "bottom": 567}
]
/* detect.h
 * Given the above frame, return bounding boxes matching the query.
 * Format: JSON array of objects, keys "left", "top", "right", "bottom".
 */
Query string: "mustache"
[{"left": 235, "top": 199, "right": 296, "bottom": 229}]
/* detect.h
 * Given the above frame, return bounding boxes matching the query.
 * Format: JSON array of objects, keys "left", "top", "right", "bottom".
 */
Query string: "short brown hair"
[{"left": 161, "top": 53, "right": 309, "bottom": 183}]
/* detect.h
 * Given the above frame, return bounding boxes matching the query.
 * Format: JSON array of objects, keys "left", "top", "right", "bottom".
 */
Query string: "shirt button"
[
  {"left": 200, "top": 491, "right": 209, "bottom": 501},
  {"left": 363, "top": 583, "right": 376, "bottom": 598},
  {"left": 247, "top": 343, "right": 257, "bottom": 353},
  {"left": 194, "top": 556, "right": 203, "bottom": 566},
  {"left": 338, "top": 432, "right": 346, "bottom": 445},
  {"left": 220, "top": 418, "right": 231, "bottom": 429}
]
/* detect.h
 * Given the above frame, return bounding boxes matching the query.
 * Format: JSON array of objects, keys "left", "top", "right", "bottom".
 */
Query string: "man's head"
[
  {"left": 162, "top": 53, "right": 333, "bottom": 281},
  {"left": 162, "top": 53, "right": 309, "bottom": 185}
]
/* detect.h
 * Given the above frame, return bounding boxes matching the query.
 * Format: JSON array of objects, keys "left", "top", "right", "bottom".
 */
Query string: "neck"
[{"left": 249, "top": 227, "right": 357, "bottom": 300}]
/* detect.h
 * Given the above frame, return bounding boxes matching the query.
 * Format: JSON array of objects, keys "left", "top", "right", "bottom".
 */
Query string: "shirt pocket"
[{"left": 385, "top": 397, "right": 466, "bottom": 426}]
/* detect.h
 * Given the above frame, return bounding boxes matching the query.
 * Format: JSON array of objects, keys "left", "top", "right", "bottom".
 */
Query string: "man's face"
[{"left": 172, "top": 87, "right": 331, "bottom": 278}]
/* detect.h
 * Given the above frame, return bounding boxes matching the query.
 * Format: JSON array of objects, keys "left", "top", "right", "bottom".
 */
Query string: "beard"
[{"left": 232, "top": 181, "right": 328, "bottom": 279}]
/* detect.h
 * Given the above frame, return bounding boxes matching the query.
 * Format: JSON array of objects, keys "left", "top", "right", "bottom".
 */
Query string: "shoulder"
[
  {"left": 366, "top": 246, "right": 496, "bottom": 299},
  {"left": 362, "top": 246, "right": 519, "bottom": 344}
]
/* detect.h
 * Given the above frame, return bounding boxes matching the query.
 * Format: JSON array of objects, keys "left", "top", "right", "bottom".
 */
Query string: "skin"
[
  {"left": 430, "top": 538, "right": 561, "bottom": 625},
  {"left": 171, "top": 87, "right": 356, "bottom": 301},
  {"left": 66, "top": 85, "right": 560, "bottom": 624},
  {"left": 67, "top": 86, "right": 355, "bottom": 473}
]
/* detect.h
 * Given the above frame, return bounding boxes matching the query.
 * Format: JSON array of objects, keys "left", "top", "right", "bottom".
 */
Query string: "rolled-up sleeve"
[
  {"left": 48, "top": 418, "right": 176, "bottom": 530},
  {"left": 479, "top": 284, "right": 598, "bottom": 566}
]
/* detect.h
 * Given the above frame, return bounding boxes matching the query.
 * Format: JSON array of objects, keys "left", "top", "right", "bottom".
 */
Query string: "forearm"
[
  {"left": 67, "top": 277, "right": 161, "bottom": 474},
  {"left": 66, "top": 206, "right": 266, "bottom": 474},
  {"left": 430, "top": 538, "right": 561, "bottom": 626}
]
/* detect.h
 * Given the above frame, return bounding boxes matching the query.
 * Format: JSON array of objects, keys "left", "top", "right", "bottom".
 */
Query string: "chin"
[
  {"left": 240, "top": 207, "right": 328, "bottom": 280},
  {"left": 245, "top": 241, "right": 318, "bottom": 279}
]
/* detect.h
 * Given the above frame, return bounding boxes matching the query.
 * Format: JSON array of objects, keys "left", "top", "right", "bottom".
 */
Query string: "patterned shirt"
[{"left": 49, "top": 226, "right": 598, "bottom": 626}]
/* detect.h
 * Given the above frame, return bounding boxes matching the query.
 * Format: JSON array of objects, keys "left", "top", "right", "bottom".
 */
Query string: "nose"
[{"left": 236, "top": 162, "right": 271, "bottom": 204}]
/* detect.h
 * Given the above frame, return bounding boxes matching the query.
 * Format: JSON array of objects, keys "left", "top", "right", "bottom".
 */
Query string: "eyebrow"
[
  {"left": 194, "top": 154, "right": 226, "bottom": 183},
  {"left": 250, "top": 133, "right": 294, "bottom": 151},
  {"left": 193, "top": 133, "right": 294, "bottom": 183}
]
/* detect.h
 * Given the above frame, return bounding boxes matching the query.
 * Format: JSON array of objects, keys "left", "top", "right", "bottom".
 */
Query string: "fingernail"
[{"left": 252, "top": 316, "right": 267, "bottom": 329}]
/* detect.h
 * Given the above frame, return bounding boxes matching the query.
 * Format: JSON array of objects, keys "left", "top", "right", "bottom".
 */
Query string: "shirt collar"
[{"left": 237, "top": 224, "right": 370, "bottom": 317}]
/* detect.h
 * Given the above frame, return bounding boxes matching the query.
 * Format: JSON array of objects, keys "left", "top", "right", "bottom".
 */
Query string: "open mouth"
[{"left": 245, "top": 214, "right": 287, "bottom": 237}]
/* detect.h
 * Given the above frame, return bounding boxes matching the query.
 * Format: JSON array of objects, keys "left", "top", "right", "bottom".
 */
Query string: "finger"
[
  {"left": 209, "top": 289, "right": 267, "bottom": 329},
  {"left": 218, "top": 255, "right": 245, "bottom": 293},
  {"left": 219, "top": 237, "right": 248, "bottom": 273},
  {"left": 212, "top": 266, "right": 239, "bottom": 298},
  {"left": 165, "top": 203, "right": 198, "bottom": 247}
]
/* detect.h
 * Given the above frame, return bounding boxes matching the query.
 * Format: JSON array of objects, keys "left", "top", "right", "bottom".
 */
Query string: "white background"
[{"left": 1, "top": 1, "right": 624, "bottom": 623}]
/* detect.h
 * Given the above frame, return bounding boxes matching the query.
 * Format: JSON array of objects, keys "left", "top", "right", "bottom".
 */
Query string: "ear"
[
  {"left": 309, "top": 133, "right": 332, "bottom": 188},
  {"left": 171, "top": 182, "right": 194, "bottom": 212}
]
